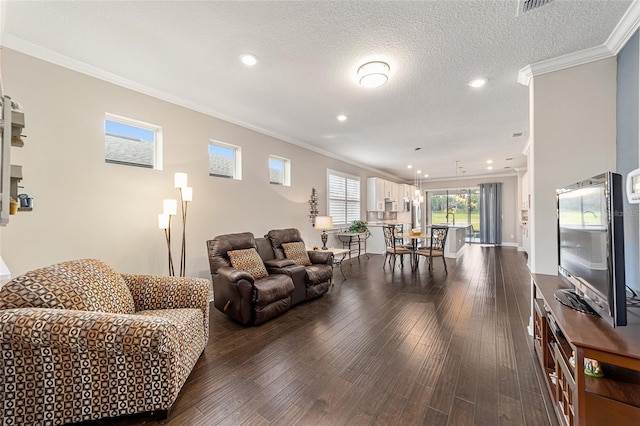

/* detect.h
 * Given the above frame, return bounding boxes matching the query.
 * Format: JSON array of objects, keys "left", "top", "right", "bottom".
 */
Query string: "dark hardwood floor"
[{"left": 102, "top": 245, "right": 558, "bottom": 425}]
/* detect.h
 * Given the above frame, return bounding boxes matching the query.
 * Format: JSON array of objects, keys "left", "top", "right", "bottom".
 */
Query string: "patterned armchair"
[{"left": 0, "top": 258, "right": 211, "bottom": 425}]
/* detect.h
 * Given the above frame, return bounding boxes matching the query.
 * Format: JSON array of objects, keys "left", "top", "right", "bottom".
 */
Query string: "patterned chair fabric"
[{"left": 0, "top": 259, "right": 211, "bottom": 425}]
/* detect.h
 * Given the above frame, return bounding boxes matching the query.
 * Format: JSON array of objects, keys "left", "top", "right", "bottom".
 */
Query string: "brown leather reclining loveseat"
[
  {"left": 264, "top": 228, "right": 333, "bottom": 302},
  {"left": 206, "top": 229, "right": 334, "bottom": 325}
]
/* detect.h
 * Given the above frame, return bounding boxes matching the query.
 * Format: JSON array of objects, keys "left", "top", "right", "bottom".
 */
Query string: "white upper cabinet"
[{"left": 367, "top": 177, "right": 386, "bottom": 211}]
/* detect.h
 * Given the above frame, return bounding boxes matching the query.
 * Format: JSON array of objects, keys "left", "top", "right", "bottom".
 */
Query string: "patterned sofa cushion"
[
  {"left": 0, "top": 258, "right": 135, "bottom": 314},
  {"left": 282, "top": 241, "right": 312, "bottom": 266},
  {"left": 228, "top": 248, "right": 269, "bottom": 279}
]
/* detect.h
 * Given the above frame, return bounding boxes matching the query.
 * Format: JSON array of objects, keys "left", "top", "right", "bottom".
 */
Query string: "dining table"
[{"left": 396, "top": 231, "right": 431, "bottom": 271}]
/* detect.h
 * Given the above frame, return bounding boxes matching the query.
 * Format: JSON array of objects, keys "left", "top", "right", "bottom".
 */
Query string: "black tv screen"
[{"left": 557, "top": 172, "right": 626, "bottom": 327}]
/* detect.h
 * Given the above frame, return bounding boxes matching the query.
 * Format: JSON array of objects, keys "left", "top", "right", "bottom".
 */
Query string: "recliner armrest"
[
  {"left": 215, "top": 266, "right": 255, "bottom": 284},
  {"left": 308, "top": 250, "right": 333, "bottom": 265},
  {"left": 264, "top": 259, "right": 296, "bottom": 268}
]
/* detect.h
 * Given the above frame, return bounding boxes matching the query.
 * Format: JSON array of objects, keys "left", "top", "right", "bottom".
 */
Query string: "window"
[
  {"left": 104, "top": 114, "right": 161, "bottom": 169},
  {"left": 328, "top": 169, "right": 361, "bottom": 226},
  {"left": 269, "top": 155, "right": 290, "bottom": 186},
  {"left": 209, "top": 140, "right": 241, "bottom": 179}
]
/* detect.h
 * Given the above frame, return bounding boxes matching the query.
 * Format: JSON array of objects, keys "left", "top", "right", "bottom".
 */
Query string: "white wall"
[
  {"left": 516, "top": 168, "right": 529, "bottom": 253},
  {"left": 529, "top": 58, "right": 618, "bottom": 274},
  {"left": 422, "top": 174, "right": 519, "bottom": 246},
  {"left": 0, "top": 49, "right": 386, "bottom": 278}
]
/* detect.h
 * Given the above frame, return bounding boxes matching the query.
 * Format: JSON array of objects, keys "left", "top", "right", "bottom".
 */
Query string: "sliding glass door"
[{"left": 427, "top": 188, "right": 480, "bottom": 241}]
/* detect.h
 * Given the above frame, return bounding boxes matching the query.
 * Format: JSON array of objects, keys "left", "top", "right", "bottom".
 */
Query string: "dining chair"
[
  {"left": 382, "top": 225, "right": 412, "bottom": 269},
  {"left": 415, "top": 226, "right": 449, "bottom": 273},
  {"left": 391, "top": 224, "right": 413, "bottom": 250}
]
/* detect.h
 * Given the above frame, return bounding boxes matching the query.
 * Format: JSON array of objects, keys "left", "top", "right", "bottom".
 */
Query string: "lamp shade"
[
  {"left": 158, "top": 213, "right": 169, "bottom": 229},
  {"left": 174, "top": 172, "right": 188, "bottom": 189},
  {"left": 314, "top": 216, "right": 333, "bottom": 230},
  {"left": 182, "top": 186, "right": 193, "bottom": 202},
  {"left": 163, "top": 199, "right": 177, "bottom": 215}
]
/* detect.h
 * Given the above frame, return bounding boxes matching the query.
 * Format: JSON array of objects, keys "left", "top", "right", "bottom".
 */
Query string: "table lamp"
[{"left": 314, "top": 216, "right": 333, "bottom": 250}]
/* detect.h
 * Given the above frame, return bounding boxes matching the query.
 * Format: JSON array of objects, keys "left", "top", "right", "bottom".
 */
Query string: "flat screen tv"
[{"left": 556, "top": 172, "right": 626, "bottom": 327}]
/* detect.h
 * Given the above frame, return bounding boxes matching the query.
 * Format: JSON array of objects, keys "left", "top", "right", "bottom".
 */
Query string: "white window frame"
[
  {"left": 209, "top": 140, "right": 242, "bottom": 180},
  {"left": 269, "top": 155, "right": 291, "bottom": 186},
  {"left": 327, "top": 169, "right": 361, "bottom": 226},
  {"left": 104, "top": 113, "right": 162, "bottom": 170}
]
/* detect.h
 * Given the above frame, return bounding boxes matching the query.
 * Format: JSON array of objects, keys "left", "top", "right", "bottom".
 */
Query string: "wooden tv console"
[{"left": 532, "top": 274, "right": 640, "bottom": 426}]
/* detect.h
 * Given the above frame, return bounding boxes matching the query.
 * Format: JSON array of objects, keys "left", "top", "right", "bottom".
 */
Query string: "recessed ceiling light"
[
  {"left": 417, "top": 170, "right": 422, "bottom": 174},
  {"left": 239, "top": 54, "right": 258, "bottom": 66},
  {"left": 407, "top": 165, "right": 413, "bottom": 169},
  {"left": 487, "top": 166, "right": 493, "bottom": 170},
  {"left": 486, "top": 159, "right": 493, "bottom": 164},
  {"left": 357, "top": 61, "right": 390, "bottom": 88},
  {"left": 469, "top": 78, "right": 487, "bottom": 88},
  {"left": 424, "top": 173, "right": 429, "bottom": 178},
  {"left": 337, "top": 115, "right": 347, "bottom": 122}
]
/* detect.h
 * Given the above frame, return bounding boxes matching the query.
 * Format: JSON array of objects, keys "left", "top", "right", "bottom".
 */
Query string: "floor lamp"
[
  {"left": 158, "top": 198, "right": 177, "bottom": 276},
  {"left": 174, "top": 172, "right": 192, "bottom": 277}
]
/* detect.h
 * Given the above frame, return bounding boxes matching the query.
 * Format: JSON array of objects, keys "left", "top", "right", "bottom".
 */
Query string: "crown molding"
[
  {"left": 517, "top": 65, "right": 533, "bottom": 86},
  {"left": 518, "top": 0, "right": 640, "bottom": 86},
  {"left": 517, "top": 44, "right": 613, "bottom": 86},
  {"left": 606, "top": 0, "right": 640, "bottom": 54},
  {"left": 0, "top": 33, "right": 400, "bottom": 178}
]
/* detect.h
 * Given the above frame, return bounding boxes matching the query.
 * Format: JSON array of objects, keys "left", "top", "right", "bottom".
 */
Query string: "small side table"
[
  {"left": 336, "top": 232, "right": 370, "bottom": 262},
  {"left": 308, "top": 247, "right": 350, "bottom": 280}
]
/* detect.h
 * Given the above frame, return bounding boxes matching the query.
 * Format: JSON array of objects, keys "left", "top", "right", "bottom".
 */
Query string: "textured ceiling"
[{"left": 1, "top": 0, "right": 634, "bottom": 181}]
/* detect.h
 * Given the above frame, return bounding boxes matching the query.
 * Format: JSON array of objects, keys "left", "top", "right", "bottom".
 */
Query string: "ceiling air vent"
[{"left": 521, "top": 0, "right": 554, "bottom": 13}]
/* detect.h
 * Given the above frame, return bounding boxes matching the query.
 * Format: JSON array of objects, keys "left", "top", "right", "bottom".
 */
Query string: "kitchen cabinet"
[
  {"left": 383, "top": 180, "right": 398, "bottom": 200},
  {"left": 399, "top": 184, "right": 415, "bottom": 200},
  {"left": 368, "top": 177, "right": 407, "bottom": 211},
  {"left": 367, "top": 177, "right": 386, "bottom": 211}
]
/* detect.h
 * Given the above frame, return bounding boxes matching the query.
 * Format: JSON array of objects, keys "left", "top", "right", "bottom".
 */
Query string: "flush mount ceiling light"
[
  {"left": 486, "top": 159, "right": 493, "bottom": 164},
  {"left": 239, "top": 53, "right": 258, "bottom": 66},
  {"left": 357, "top": 61, "right": 390, "bottom": 88},
  {"left": 469, "top": 78, "right": 487, "bottom": 88},
  {"left": 337, "top": 114, "right": 347, "bottom": 122}
]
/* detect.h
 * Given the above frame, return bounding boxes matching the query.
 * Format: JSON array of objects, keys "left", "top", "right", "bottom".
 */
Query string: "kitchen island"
[{"left": 440, "top": 223, "right": 472, "bottom": 258}]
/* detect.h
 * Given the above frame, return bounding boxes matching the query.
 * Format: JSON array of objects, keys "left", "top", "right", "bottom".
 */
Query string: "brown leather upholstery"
[
  {"left": 266, "top": 228, "right": 333, "bottom": 302},
  {"left": 255, "top": 237, "right": 307, "bottom": 306},
  {"left": 206, "top": 232, "right": 295, "bottom": 325}
]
